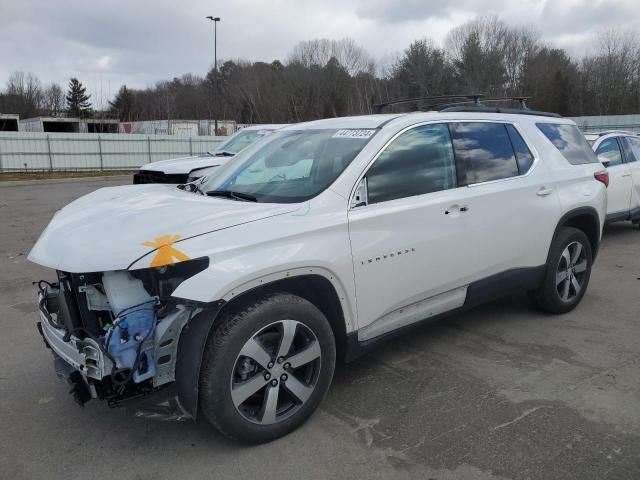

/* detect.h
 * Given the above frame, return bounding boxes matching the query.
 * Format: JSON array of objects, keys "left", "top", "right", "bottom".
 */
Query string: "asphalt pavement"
[{"left": 1, "top": 178, "right": 638, "bottom": 479}]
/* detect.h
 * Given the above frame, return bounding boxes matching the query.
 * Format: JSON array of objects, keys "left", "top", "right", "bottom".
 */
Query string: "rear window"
[
  {"left": 536, "top": 123, "right": 598, "bottom": 165},
  {"left": 449, "top": 122, "right": 519, "bottom": 184}
]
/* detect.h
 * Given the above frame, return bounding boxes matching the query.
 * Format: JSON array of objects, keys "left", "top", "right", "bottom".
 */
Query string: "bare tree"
[
  {"left": 288, "top": 38, "right": 373, "bottom": 76},
  {"left": 4, "top": 71, "right": 43, "bottom": 117},
  {"left": 42, "top": 83, "right": 65, "bottom": 116}
]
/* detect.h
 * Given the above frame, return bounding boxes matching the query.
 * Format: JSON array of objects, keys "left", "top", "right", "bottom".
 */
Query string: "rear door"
[
  {"left": 595, "top": 137, "right": 632, "bottom": 217},
  {"left": 448, "top": 121, "right": 561, "bottom": 277}
]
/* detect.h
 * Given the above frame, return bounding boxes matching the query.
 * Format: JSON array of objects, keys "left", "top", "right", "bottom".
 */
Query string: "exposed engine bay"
[{"left": 35, "top": 258, "right": 209, "bottom": 415}]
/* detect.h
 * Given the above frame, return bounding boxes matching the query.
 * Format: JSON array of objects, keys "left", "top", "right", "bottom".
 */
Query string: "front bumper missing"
[
  {"left": 38, "top": 291, "right": 113, "bottom": 380},
  {"left": 36, "top": 289, "right": 195, "bottom": 420}
]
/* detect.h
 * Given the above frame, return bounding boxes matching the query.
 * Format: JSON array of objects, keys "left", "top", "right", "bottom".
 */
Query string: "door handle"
[
  {"left": 537, "top": 187, "right": 553, "bottom": 197},
  {"left": 445, "top": 205, "right": 469, "bottom": 215},
  {"left": 622, "top": 173, "right": 632, "bottom": 177}
]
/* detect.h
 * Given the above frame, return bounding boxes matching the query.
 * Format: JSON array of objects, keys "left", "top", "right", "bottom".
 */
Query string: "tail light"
[{"left": 594, "top": 170, "right": 609, "bottom": 188}]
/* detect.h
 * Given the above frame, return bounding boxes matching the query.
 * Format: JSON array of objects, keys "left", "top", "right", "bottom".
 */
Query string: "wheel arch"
[
  {"left": 218, "top": 273, "right": 351, "bottom": 361},
  {"left": 174, "top": 272, "right": 352, "bottom": 419},
  {"left": 554, "top": 207, "right": 601, "bottom": 259}
]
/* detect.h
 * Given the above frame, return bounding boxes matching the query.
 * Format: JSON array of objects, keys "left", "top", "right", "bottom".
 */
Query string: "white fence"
[
  {"left": 0, "top": 132, "right": 227, "bottom": 171},
  {"left": 570, "top": 114, "right": 640, "bottom": 133}
]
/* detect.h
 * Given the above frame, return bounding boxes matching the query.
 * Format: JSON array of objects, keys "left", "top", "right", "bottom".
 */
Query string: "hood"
[
  {"left": 139, "top": 155, "right": 233, "bottom": 175},
  {"left": 28, "top": 184, "right": 299, "bottom": 273}
]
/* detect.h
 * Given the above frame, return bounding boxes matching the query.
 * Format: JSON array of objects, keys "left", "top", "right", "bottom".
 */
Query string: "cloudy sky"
[{"left": 1, "top": 0, "right": 638, "bottom": 108}]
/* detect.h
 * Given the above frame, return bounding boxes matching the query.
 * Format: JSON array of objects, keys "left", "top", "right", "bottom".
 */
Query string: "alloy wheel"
[
  {"left": 230, "top": 320, "right": 322, "bottom": 425},
  {"left": 556, "top": 240, "right": 588, "bottom": 302}
]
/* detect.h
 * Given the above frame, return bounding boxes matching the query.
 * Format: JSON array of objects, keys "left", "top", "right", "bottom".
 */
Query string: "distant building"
[
  {"left": 0, "top": 113, "right": 20, "bottom": 131},
  {"left": 120, "top": 119, "right": 236, "bottom": 136},
  {"left": 19, "top": 116, "right": 120, "bottom": 133},
  {"left": 20, "top": 116, "right": 81, "bottom": 133}
]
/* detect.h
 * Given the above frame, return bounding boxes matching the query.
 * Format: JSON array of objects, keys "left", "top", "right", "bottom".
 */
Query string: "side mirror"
[{"left": 350, "top": 177, "right": 368, "bottom": 208}]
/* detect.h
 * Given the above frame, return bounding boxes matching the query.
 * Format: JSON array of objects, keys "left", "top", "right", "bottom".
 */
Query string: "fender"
[
  {"left": 173, "top": 267, "right": 356, "bottom": 418},
  {"left": 219, "top": 266, "right": 357, "bottom": 333},
  {"left": 552, "top": 206, "right": 601, "bottom": 259}
]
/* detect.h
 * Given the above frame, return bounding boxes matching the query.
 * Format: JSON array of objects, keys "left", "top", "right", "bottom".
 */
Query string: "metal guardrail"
[{"left": 0, "top": 132, "right": 227, "bottom": 171}]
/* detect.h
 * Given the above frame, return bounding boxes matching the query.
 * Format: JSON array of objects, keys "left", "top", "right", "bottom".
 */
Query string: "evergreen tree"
[
  {"left": 65, "top": 78, "right": 92, "bottom": 117},
  {"left": 109, "top": 85, "right": 134, "bottom": 121}
]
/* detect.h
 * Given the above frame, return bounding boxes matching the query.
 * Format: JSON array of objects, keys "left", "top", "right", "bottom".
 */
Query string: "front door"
[{"left": 348, "top": 123, "right": 470, "bottom": 341}]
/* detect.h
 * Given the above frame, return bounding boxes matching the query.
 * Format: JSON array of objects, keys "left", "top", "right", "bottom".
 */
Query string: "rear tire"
[
  {"left": 199, "top": 292, "right": 336, "bottom": 443},
  {"left": 532, "top": 227, "right": 593, "bottom": 314}
]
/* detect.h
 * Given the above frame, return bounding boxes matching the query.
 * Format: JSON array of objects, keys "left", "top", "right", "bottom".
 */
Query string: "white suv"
[
  {"left": 586, "top": 131, "right": 640, "bottom": 226},
  {"left": 30, "top": 110, "right": 607, "bottom": 443}
]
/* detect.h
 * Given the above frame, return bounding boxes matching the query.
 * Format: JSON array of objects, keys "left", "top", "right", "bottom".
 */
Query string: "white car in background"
[
  {"left": 586, "top": 131, "right": 640, "bottom": 226},
  {"left": 133, "top": 124, "right": 287, "bottom": 184}
]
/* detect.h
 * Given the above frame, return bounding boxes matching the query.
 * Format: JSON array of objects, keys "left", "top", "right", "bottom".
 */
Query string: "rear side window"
[
  {"left": 505, "top": 124, "right": 534, "bottom": 173},
  {"left": 536, "top": 123, "right": 598, "bottom": 165},
  {"left": 366, "top": 123, "right": 456, "bottom": 204},
  {"left": 449, "top": 122, "right": 519, "bottom": 184},
  {"left": 595, "top": 138, "right": 623, "bottom": 167},
  {"left": 620, "top": 136, "right": 638, "bottom": 163}
]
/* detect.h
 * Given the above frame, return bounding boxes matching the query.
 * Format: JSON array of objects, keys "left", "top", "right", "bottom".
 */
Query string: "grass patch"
[{"left": 0, "top": 170, "right": 132, "bottom": 181}]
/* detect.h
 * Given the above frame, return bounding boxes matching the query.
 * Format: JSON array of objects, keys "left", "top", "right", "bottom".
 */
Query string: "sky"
[{"left": 1, "top": 0, "right": 639, "bottom": 108}]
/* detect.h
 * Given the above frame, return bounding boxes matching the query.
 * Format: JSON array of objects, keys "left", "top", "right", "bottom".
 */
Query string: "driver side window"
[
  {"left": 366, "top": 123, "right": 456, "bottom": 205},
  {"left": 596, "top": 138, "right": 623, "bottom": 167}
]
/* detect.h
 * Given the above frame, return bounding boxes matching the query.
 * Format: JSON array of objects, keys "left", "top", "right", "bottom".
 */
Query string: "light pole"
[{"left": 206, "top": 16, "right": 220, "bottom": 134}]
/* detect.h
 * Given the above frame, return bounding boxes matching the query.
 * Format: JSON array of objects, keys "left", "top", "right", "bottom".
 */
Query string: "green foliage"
[
  {"left": 109, "top": 85, "right": 134, "bottom": 121},
  {"left": 65, "top": 78, "right": 92, "bottom": 117}
]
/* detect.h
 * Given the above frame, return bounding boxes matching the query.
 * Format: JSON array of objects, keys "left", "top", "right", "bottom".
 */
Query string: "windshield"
[
  {"left": 209, "top": 129, "right": 272, "bottom": 155},
  {"left": 201, "top": 128, "right": 376, "bottom": 203}
]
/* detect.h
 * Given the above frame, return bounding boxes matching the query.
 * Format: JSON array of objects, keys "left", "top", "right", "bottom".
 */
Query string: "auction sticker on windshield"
[{"left": 332, "top": 129, "right": 376, "bottom": 139}]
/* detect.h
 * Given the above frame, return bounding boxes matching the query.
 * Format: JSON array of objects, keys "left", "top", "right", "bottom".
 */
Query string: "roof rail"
[
  {"left": 373, "top": 94, "right": 484, "bottom": 114},
  {"left": 440, "top": 105, "right": 561, "bottom": 118},
  {"left": 373, "top": 94, "right": 560, "bottom": 117}
]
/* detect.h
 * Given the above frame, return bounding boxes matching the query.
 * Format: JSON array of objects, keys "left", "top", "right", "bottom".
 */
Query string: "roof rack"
[
  {"left": 441, "top": 106, "right": 561, "bottom": 118},
  {"left": 374, "top": 94, "right": 560, "bottom": 117},
  {"left": 373, "top": 94, "right": 484, "bottom": 114}
]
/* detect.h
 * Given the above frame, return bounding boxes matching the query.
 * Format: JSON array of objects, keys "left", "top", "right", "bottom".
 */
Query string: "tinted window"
[
  {"left": 620, "top": 136, "right": 638, "bottom": 163},
  {"left": 367, "top": 124, "right": 456, "bottom": 204},
  {"left": 595, "top": 138, "right": 623, "bottom": 167},
  {"left": 506, "top": 124, "right": 534, "bottom": 173},
  {"left": 449, "top": 122, "right": 519, "bottom": 184},
  {"left": 536, "top": 123, "right": 598, "bottom": 165}
]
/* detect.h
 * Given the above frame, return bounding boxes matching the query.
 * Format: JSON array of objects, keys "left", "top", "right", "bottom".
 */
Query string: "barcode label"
[{"left": 332, "top": 129, "right": 376, "bottom": 139}]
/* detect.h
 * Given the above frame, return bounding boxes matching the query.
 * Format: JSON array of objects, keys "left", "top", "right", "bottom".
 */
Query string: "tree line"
[
  {"left": 2, "top": 16, "right": 640, "bottom": 125},
  {"left": 0, "top": 74, "right": 93, "bottom": 119}
]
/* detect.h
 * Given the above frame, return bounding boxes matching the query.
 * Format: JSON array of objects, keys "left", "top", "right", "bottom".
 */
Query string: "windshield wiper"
[
  {"left": 213, "top": 151, "right": 235, "bottom": 157},
  {"left": 207, "top": 190, "right": 258, "bottom": 202}
]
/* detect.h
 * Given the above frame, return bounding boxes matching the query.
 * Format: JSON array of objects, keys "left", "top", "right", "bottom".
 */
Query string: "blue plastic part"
[{"left": 107, "top": 308, "right": 156, "bottom": 383}]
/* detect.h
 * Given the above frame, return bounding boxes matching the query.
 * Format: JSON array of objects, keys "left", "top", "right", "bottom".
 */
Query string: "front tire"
[
  {"left": 199, "top": 292, "right": 336, "bottom": 443},
  {"left": 532, "top": 227, "right": 593, "bottom": 314}
]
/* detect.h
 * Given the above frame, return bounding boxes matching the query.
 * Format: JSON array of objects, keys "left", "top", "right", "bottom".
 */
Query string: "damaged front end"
[{"left": 35, "top": 257, "right": 211, "bottom": 420}]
